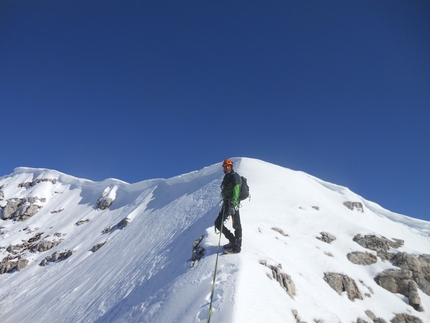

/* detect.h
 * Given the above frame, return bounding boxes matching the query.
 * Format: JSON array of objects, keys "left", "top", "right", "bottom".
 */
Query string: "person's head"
[{"left": 222, "top": 158, "right": 234, "bottom": 174}]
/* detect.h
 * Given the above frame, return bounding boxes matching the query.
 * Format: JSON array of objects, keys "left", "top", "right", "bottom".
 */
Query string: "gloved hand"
[{"left": 227, "top": 203, "right": 239, "bottom": 215}]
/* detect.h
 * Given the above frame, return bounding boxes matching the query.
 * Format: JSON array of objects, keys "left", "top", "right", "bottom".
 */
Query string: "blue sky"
[{"left": 1, "top": 1, "right": 429, "bottom": 221}]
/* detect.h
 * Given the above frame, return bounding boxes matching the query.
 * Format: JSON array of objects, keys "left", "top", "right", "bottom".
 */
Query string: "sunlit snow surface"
[{"left": 0, "top": 158, "right": 429, "bottom": 322}]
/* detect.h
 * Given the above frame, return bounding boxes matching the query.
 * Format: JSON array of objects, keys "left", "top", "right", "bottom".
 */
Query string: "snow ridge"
[{"left": 0, "top": 158, "right": 429, "bottom": 322}]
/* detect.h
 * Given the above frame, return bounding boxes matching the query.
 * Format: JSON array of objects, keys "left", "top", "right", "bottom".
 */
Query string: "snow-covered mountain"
[{"left": 0, "top": 158, "right": 429, "bottom": 323}]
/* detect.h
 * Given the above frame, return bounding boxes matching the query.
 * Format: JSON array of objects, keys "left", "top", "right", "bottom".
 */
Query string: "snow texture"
[{"left": 0, "top": 158, "right": 429, "bottom": 322}]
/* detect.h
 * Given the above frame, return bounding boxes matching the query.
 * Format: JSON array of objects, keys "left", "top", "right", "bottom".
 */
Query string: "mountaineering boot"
[
  {"left": 223, "top": 241, "right": 235, "bottom": 249},
  {"left": 233, "top": 237, "right": 242, "bottom": 253}
]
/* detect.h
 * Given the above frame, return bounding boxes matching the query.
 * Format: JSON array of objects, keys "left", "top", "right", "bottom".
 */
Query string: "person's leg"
[
  {"left": 232, "top": 210, "right": 242, "bottom": 253},
  {"left": 214, "top": 204, "right": 235, "bottom": 243}
]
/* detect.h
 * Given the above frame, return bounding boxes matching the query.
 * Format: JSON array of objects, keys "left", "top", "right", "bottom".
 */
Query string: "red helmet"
[{"left": 222, "top": 159, "right": 234, "bottom": 167}]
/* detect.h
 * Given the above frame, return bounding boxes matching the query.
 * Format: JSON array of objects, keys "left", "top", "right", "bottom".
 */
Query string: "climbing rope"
[{"left": 206, "top": 206, "right": 226, "bottom": 323}]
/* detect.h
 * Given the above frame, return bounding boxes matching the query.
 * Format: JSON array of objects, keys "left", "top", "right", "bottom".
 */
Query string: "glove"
[{"left": 227, "top": 204, "right": 239, "bottom": 215}]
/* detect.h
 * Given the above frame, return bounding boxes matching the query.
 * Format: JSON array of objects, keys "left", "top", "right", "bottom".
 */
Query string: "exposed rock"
[
  {"left": 365, "top": 310, "right": 387, "bottom": 323},
  {"left": 353, "top": 234, "right": 403, "bottom": 260},
  {"left": 28, "top": 232, "right": 43, "bottom": 243},
  {"left": 50, "top": 208, "right": 64, "bottom": 214},
  {"left": 75, "top": 219, "right": 90, "bottom": 226},
  {"left": 91, "top": 242, "right": 106, "bottom": 252},
  {"left": 291, "top": 309, "right": 306, "bottom": 323},
  {"left": 356, "top": 318, "right": 370, "bottom": 323},
  {"left": 317, "top": 231, "right": 336, "bottom": 244},
  {"left": 323, "top": 272, "right": 363, "bottom": 301},
  {"left": 391, "top": 238, "right": 405, "bottom": 248},
  {"left": 102, "top": 217, "right": 130, "bottom": 234},
  {"left": 96, "top": 186, "right": 118, "bottom": 210},
  {"left": 16, "top": 259, "right": 29, "bottom": 271},
  {"left": 39, "top": 250, "right": 75, "bottom": 266},
  {"left": 375, "top": 269, "right": 423, "bottom": 311},
  {"left": 97, "top": 197, "right": 113, "bottom": 210},
  {"left": 30, "top": 239, "right": 63, "bottom": 253},
  {"left": 394, "top": 252, "right": 430, "bottom": 296},
  {"left": 0, "top": 258, "right": 29, "bottom": 274},
  {"left": 375, "top": 319, "right": 388, "bottom": 323},
  {"left": 102, "top": 225, "right": 115, "bottom": 234},
  {"left": 18, "top": 178, "right": 57, "bottom": 188},
  {"left": 1, "top": 197, "right": 46, "bottom": 221},
  {"left": 1, "top": 233, "right": 65, "bottom": 274},
  {"left": 390, "top": 313, "right": 423, "bottom": 323},
  {"left": 190, "top": 235, "right": 205, "bottom": 267},
  {"left": 312, "top": 206, "right": 319, "bottom": 210},
  {"left": 5, "top": 232, "right": 46, "bottom": 255},
  {"left": 344, "top": 201, "right": 364, "bottom": 212},
  {"left": 272, "top": 227, "right": 288, "bottom": 237},
  {"left": 347, "top": 251, "right": 378, "bottom": 265},
  {"left": 0, "top": 261, "right": 17, "bottom": 274},
  {"left": 260, "top": 260, "right": 296, "bottom": 298},
  {"left": 116, "top": 218, "right": 130, "bottom": 229},
  {"left": 359, "top": 279, "right": 374, "bottom": 296},
  {"left": 0, "top": 190, "right": 4, "bottom": 200}
]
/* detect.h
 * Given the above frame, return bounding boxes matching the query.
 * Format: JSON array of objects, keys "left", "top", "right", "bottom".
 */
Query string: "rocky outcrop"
[
  {"left": 1, "top": 197, "right": 46, "bottom": 221},
  {"left": 365, "top": 310, "right": 387, "bottom": 323},
  {"left": 353, "top": 234, "right": 404, "bottom": 260},
  {"left": 190, "top": 235, "right": 205, "bottom": 267},
  {"left": 6, "top": 231, "right": 62, "bottom": 255},
  {"left": 75, "top": 219, "right": 90, "bottom": 226},
  {"left": 323, "top": 272, "right": 363, "bottom": 301},
  {"left": 260, "top": 260, "right": 296, "bottom": 298},
  {"left": 2, "top": 231, "right": 63, "bottom": 274},
  {"left": 375, "top": 269, "right": 423, "bottom": 311},
  {"left": 352, "top": 234, "right": 428, "bottom": 311},
  {"left": 97, "top": 197, "right": 113, "bottom": 210},
  {"left": 102, "top": 217, "right": 130, "bottom": 234},
  {"left": 344, "top": 201, "right": 364, "bottom": 212},
  {"left": 0, "top": 258, "right": 29, "bottom": 274},
  {"left": 0, "top": 178, "right": 56, "bottom": 221},
  {"left": 394, "top": 253, "right": 430, "bottom": 296},
  {"left": 91, "top": 242, "right": 106, "bottom": 252},
  {"left": 30, "top": 239, "right": 63, "bottom": 253},
  {"left": 347, "top": 251, "right": 378, "bottom": 265},
  {"left": 39, "top": 250, "right": 75, "bottom": 266},
  {"left": 272, "top": 227, "right": 288, "bottom": 237},
  {"left": 96, "top": 186, "right": 118, "bottom": 210},
  {"left": 317, "top": 231, "right": 336, "bottom": 244},
  {"left": 18, "top": 178, "right": 57, "bottom": 188},
  {"left": 291, "top": 309, "right": 306, "bottom": 323},
  {"left": 390, "top": 313, "right": 423, "bottom": 323},
  {"left": 363, "top": 311, "right": 423, "bottom": 323}
]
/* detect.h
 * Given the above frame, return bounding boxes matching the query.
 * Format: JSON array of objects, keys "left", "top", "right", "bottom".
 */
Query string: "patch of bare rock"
[{"left": 290, "top": 230, "right": 426, "bottom": 322}]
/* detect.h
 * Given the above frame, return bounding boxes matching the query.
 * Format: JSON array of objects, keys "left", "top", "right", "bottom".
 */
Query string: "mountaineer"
[{"left": 214, "top": 158, "right": 242, "bottom": 253}]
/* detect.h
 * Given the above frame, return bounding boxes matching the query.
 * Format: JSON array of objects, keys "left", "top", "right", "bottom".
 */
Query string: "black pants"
[{"left": 214, "top": 201, "right": 242, "bottom": 251}]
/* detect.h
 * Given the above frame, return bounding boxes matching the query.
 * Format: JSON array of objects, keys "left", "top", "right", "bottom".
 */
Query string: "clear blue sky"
[{"left": 1, "top": 1, "right": 429, "bottom": 221}]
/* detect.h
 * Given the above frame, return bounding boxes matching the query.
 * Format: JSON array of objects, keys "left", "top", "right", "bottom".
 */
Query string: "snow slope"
[{"left": 0, "top": 158, "right": 429, "bottom": 323}]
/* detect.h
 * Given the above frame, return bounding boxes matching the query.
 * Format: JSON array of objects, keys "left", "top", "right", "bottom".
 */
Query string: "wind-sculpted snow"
[{"left": 0, "top": 158, "right": 429, "bottom": 322}]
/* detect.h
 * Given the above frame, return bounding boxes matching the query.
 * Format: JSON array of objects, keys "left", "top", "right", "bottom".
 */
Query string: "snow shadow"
[
  {"left": 147, "top": 175, "right": 221, "bottom": 210},
  {"left": 93, "top": 205, "right": 220, "bottom": 323}
]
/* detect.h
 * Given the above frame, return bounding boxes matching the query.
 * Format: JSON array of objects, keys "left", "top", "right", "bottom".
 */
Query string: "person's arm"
[
  {"left": 231, "top": 184, "right": 240, "bottom": 206},
  {"left": 231, "top": 173, "right": 241, "bottom": 205}
]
